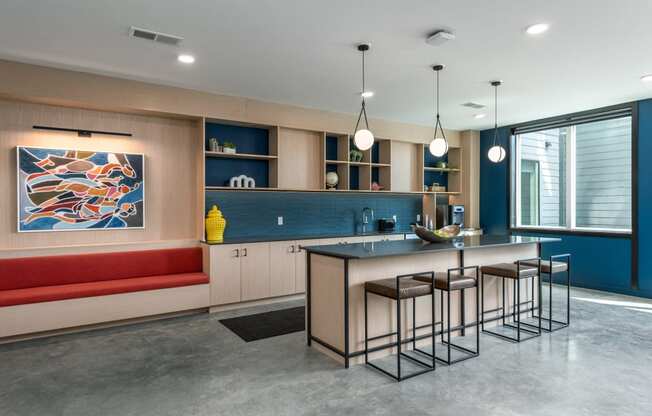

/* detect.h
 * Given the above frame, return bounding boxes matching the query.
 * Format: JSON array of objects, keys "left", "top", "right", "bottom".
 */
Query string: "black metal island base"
[{"left": 302, "top": 235, "right": 560, "bottom": 367}]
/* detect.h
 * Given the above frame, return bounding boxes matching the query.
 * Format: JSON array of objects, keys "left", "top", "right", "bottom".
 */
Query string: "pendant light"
[
  {"left": 488, "top": 80, "right": 506, "bottom": 163},
  {"left": 352, "top": 44, "right": 374, "bottom": 151},
  {"left": 429, "top": 65, "right": 449, "bottom": 157}
]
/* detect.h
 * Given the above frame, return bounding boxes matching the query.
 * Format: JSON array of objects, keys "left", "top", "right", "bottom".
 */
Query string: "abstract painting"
[{"left": 17, "top": 147, "right": 144, "bottom": 232}]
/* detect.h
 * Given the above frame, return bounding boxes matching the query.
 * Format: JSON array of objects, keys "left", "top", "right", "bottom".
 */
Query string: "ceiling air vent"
[
  {"left": 462, "top": 102, "right": 485, "bottom": 109},
  {"left": 129, "top": 26, "right": 183, "bottom": 46}
]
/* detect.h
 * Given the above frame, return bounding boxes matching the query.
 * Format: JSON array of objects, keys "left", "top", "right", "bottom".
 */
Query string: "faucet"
[{"left": 361, "top": 207, "right": 374, "bottom": 234}]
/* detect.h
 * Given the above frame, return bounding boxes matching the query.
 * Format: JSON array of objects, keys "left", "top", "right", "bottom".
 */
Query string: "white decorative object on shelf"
[
  {"left": 229, "top": 175, "right": 255, "bottom": 188},
  {"left": 325, "top": 171, "right": 339, "bottom": 190}
]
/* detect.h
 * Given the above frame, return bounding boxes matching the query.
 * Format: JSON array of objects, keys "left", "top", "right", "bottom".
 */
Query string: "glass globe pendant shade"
[
  {"left": 429, "top": 136, "right": 448, "bottom": 157},
  {"left": 354, "top": 129, "right": 374, "bottom": 151},
  {"left": 487, "top": 145, "right": 506, "bottom": 163}
]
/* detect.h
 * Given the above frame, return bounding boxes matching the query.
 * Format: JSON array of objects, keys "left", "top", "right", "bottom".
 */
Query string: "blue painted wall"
[
  {"left": 479, "top": 127, "right": 511, "bottom": 235},
  {"left": 205, "top": 191, "right": 421, "bottom": 240},
  {"left": 480, "top": 100, "right": 652, "bottom": 298},
  {"left": 637, "top": 99, "right": 652, "bottom": 296}
]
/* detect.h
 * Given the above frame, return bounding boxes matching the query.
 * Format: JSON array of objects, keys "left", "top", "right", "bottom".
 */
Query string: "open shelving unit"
[
  {"left": 418, "top": 145, "right": 463, "bottom": 195},
  {"left": 203, "top": 119, "right": 279, "bottom": 189},
  {"left": 321, "top": 134, "right": 392, "bottom": 191},
  {"left": 201, "top": 119, "right": 463, "bottom": 196}
]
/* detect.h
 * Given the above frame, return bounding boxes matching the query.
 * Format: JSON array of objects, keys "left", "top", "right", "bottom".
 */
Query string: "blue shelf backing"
[
  {"left": 424, "top": 146, "right": 450, "bottom": 189},
  {"left": 350, "top": 165, "right": 360, "bottom": 190},
  {"left": 371, "top": 142, "right": 380, "bottom": 164},
  {"left": 205, "top": 190, "right": 422, "bottom": 239},
  {"left": 325, "top": 136, "right": 339, "bottom": 160},
  {"left": 372, "top": 166, "right": 379, "bottom": 183},
  {"left": 424, "top": 171, "right": 448, "bottom": 189},
  {"left": 205, "top": 122, "right": 269, "bottom": 155},
  {"left": 205, "top": 122, "right": 272, "bottom": 187},
  {"left": 326, "top": 163, "right": 338, "bottom": 173},
  {"left": 424, "top": 148, "right": 448, "bottom": 168},
  {"left": 205, "top": 158, "right": 269, "bottom": 187}
]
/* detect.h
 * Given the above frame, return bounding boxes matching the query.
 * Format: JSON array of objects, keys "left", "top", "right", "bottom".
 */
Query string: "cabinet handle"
[
  {"left": 289, "top": 245, "right": 295, "bottom": 253},
  {"left": 234, "top": 249, "right": 240, "bottom": 258},
  {"left": 242, "top": 248, "right": 248, "bottom": 257}
]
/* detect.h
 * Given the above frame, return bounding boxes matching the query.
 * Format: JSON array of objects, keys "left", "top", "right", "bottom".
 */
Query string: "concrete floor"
[{"left": 2, "top": 286, "right": 652, "bottom": 416}]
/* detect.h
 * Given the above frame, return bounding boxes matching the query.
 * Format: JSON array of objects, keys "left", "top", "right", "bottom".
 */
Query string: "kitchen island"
[{"left": 303, "top": 235, "right": 560, "bottom": 367}]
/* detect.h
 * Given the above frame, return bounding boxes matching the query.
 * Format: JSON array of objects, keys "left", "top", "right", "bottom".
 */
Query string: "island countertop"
[{"left": 302, "top": 235, "right": 560, "bottom": 259}]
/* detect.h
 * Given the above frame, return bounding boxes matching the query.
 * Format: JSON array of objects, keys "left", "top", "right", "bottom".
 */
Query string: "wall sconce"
[{"left": 33, "top": 125, "right": 132, "bottom": 138}]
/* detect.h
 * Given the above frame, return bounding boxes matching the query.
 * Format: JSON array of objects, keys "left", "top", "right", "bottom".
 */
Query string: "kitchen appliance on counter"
[
  {"left": 377, "top": 218, "right": 396, "bottom": 232},
  {"left": 449, "top": 205, "right": 465, "bottom": 227}
]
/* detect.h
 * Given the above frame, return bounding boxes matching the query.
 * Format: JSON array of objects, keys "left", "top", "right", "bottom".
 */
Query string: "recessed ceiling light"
[
  {"left": 474, "top": 114, "right": 486, "bottom": 119},
  {"left": 361, "top": 91, "right": 374, "bottom": 98},
  {"left": 525, "top": 23, "right": 550, "bottom": 35},
  {"left": 177, "top": 54, "right": 195, "bottom": 64},
  {"left": 641, "top": 74, "right": 652, "bottom": 83}
]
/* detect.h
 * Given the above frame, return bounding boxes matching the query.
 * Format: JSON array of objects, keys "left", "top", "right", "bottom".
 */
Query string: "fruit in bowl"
[{"left": 413, "top": 224, "right": 461, "bottom": 243}]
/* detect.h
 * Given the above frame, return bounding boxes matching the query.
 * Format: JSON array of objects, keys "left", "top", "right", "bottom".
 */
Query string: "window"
[{"left": 510, "top": 110, "right": 632, "bottom": 233}]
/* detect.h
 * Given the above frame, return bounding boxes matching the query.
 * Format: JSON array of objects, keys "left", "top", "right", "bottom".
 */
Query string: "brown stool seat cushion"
[
  {"left": 520, "top": 260, "right": 568, "bottom": 274},
  {"left": 414, "top": 272, "right": 476, "bottom": 291},
  {"left": 481, "top": 263, "right": 538, "bottom": 279},
  {"left": 365, "top": 278, "right": 432, "bottom": 299}
]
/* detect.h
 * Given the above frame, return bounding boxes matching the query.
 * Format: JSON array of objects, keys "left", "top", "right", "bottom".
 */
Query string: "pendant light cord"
[
  {"left": 354, "top": 47, "right": 370, "bottom": 132},
  {"left": 436, "top": 69, "right": 440, "bottom": 118},
  {"left": 493, "top": 82, "right": 499, "bottom": 147},
  {"left": 433, "top": 67, "right": 446, "bottom": 140}
]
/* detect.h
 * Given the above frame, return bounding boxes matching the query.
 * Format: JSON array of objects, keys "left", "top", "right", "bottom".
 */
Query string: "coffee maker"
[{"left": 449, "top": 205, "right": 465, "bottom": 227}]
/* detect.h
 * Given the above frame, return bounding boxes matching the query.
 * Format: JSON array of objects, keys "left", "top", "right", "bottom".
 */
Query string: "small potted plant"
[{"left": 223, "top": 141, "right": 236, "bottom": 154}]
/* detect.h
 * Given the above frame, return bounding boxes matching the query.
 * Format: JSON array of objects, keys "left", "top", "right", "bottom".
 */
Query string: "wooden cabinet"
[
  {"left": 207, "top": 234, "right": 406, "bottom": 305},
  {"left": 270, "top": 240, "right": 297, "bottom": 297},
  {"left": 208, "top": 242, "right": 270, "bottom": 305},
  {"left": 209, "top": 245, "right": 242, "bottom": 306},
  {"left": 240, "top": 243, "right": 271, "bottom": 301}
]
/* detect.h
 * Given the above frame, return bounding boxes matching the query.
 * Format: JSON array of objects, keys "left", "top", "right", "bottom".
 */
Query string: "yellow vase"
[{"left": 205, "top": 205, "right": 226, "bottom": 243}]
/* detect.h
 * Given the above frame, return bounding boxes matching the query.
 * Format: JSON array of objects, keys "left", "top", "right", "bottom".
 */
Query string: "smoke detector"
[
  {"left": 129, "top": 26, "right": 184, "bottom": 46},
  {"left": 426, "top": 30, "right": 455, "bottom": 46}
]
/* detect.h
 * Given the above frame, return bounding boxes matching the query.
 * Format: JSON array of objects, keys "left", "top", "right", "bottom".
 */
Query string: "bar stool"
[
  {"left": 414, "top": 266, "right": 480, "bottom": 365},
  {"left": 481, "top": 259, "right": 542, "bottom": 342},
  {"left": 520, "top": 254, "right": 571, "bottom": 332},
  {"left": 364, "top": 272, "right": 436, "bottom": 382}
]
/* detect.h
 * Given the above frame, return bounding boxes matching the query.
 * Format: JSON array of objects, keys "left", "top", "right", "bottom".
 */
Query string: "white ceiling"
[{"left": 1, "top": 0, "right": 651, "bottom": 130}]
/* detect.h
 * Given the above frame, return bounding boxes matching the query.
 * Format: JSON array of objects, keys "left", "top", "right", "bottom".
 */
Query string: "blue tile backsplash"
[{"left": 205, "top": 191, "right": 422, "bottom": 240}]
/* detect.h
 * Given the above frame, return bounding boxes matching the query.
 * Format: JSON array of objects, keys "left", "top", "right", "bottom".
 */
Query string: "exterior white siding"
[
  {"left": 575, "top": 117, "right": 631, "bottom": 230},
  {"left": 518, "top": 129, "right": 566, "bottom": 227}
]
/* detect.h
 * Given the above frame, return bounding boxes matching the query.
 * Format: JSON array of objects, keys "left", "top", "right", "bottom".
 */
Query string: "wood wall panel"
[
  {"left": 457, "top": 130, "right": 480, "bottom": 228},
  {"left": 390, "top": 141, "right": 420, "bottom": 192},
  {"left": 0, "top": 60, "right": 460, "bottom": 146},
  {"left": 0, "top": 99, "right": 200, "bottom": 250},
  {"left": 277, "top": 127, "right": 322, "bottom": 190}
]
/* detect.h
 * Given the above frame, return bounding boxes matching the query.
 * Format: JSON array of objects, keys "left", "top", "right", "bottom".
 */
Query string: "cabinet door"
[
  {"left": 240, "top": 243, "right": 271, "bottom": 301},
  {"left": 294, "top": 240, "right": 313, "bottom": 294},
  {"left": 270, "top": 241, "right": 296, "bottom": 297},
  {"left": 209, "top": 245, "right": 241, "bottom": 306}
]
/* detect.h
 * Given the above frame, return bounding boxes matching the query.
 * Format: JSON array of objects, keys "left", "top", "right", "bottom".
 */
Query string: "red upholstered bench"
[{"left": 0, "top": 248, "right": 209, "bottom": 307}]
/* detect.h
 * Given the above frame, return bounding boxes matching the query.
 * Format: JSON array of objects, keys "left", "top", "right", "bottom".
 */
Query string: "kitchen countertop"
[
  {"left": 200, "top": 229, "right": 413, "bottom": 245},
  {"left": 302, "top": 235, "right": 560, "bottom": 259}
]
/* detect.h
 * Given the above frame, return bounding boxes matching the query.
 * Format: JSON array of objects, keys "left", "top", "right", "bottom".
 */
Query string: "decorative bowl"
[{"left": 413, "top": 224, "right": 461, "bottom": 243}]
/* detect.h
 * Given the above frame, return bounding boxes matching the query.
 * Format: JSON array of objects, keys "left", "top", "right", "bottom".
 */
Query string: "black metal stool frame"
[
  {"left": 364, "top": 272, "right": 436, "bottom": 382},
  {"left": 523, "top": 254, "right": 571, "bottom": 332},
  {"left": 413, "top": 266, "right": 480, "bottom": 365},
  {"left": 481, "top": 258, "right": 542, "bottom": 343}
]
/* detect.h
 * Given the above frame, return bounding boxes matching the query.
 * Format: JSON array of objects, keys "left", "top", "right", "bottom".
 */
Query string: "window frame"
[{"left": 507, "top": 103, "right": 636, "bottom": 238}]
